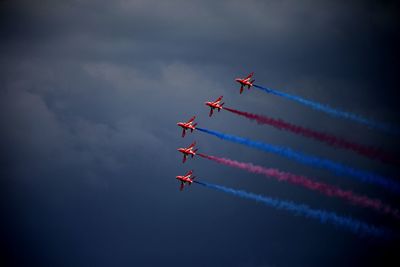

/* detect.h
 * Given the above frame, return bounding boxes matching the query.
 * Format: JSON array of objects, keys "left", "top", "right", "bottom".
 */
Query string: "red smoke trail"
[
  {"left": 223, "top": 106, "right": 398, "bottom": 165},
  {"left": 198, "top": 153, "right": 400, "bottom": 220}
]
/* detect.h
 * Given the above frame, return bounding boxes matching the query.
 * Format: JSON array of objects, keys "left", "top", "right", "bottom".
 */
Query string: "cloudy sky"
[{"left": 1, "top": 1, "right": 399, "bottom": 266}]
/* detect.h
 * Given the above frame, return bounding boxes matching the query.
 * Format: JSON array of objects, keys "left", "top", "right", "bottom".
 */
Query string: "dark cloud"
[{"left": 1, "top": 1, "right": 399, "bottom": 266}]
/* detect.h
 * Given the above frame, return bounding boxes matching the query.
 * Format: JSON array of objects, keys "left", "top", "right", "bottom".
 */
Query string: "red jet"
[
  {"left": 235, "top": 72, "right": 255, "bottom": 94},
  {"left": 205, "top": 96, "right": 225, "bottom": 117},
  {"left": 176, "top": 170, "right": 196, "bottom": 191},
  {"left": 177, "top": 116, "right": 197, "bottom": 137},
  {"left": 177, "top": 142, "right": 198, "bottom": 163}
]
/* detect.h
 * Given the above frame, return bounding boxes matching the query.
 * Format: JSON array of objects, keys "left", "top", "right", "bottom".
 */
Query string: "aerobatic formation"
[{"left": 175, "top": 72, "right": 399, "bottom": 238}]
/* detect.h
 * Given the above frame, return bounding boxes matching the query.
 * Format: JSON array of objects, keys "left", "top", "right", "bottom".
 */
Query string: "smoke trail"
[
  {"left": 196, "top": 127, "right": 400, "bottom": 193},
  {"left": 253, "top": 84, "right": 400, "bottom": 135},
  {"left": 194, "top": 180, "right": 387, "bottom": 237},
  {"left": 223, "top": 106, "right": 398, "bottom": 165},
  {"left": 198, "top": 153, "right": 400, "bottom": 219}
]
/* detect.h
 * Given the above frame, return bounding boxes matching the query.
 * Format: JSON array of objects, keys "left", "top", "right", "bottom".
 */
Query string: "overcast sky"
[{"left": 1, "top": 1, "right": 400, "bottom": 266}]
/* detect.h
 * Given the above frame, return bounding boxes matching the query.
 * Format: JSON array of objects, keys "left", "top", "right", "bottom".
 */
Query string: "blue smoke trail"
[
  {"left": 196, "top": 127, "right": 400, "bottom": 193},
  {"left": 194, "top": 180, "right": 387, "bottom": 237},
  {"left": 253, "top": 84, "right": 400, "bottom": 135}
]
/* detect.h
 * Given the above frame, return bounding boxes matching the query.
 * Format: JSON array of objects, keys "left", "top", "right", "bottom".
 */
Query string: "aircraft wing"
[
  {"left": 188, "top": 116, "right": 196, "bottom": 123},
  {"left": 245, "top": 72, "right": 254, "bottom": 80},
  {"left": 215, "top": 96, "right": 223, "bottom": 102},
  {"left": 189, "top": 142, "right": 196, "bottom": 148}
]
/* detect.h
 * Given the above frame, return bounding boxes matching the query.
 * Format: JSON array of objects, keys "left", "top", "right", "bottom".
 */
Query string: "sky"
[{"left": 1, "top": 0, "right": 400, "bottom": 266}]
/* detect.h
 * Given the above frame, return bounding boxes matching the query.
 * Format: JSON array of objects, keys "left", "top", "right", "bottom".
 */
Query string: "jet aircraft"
[
  {"left": 177, "top": 142, "right": 198, "bottom": 163},
  {"left": 176, "top": 170, "right": 196, "bottom": 191},
  {"left": 235, "top": 72, "right": 255, "bottom": 94},
  {"left": 177, "top": 116, "right": 197, "bottom": 137},
  {"left": 205, "top": 96, "right": 224, "bottom": 117}
]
